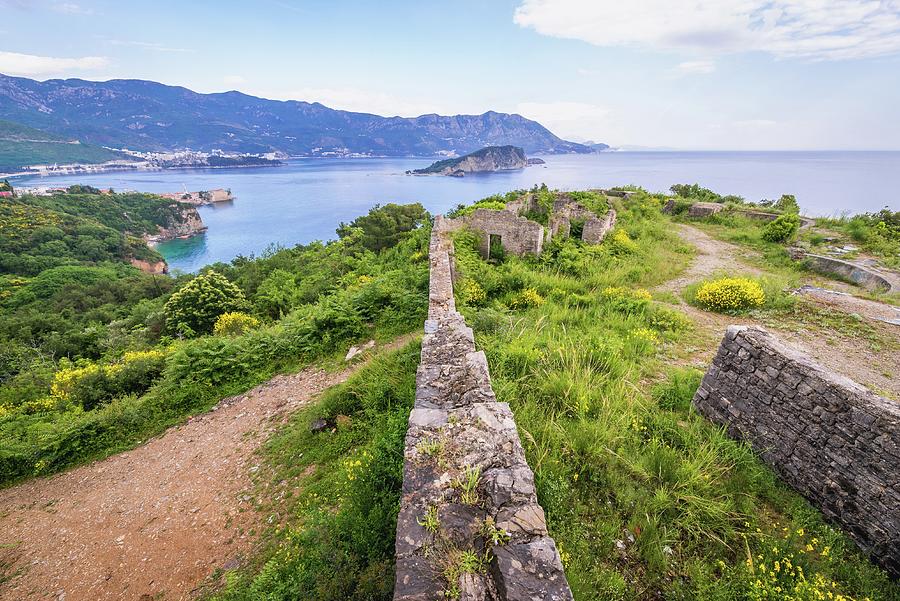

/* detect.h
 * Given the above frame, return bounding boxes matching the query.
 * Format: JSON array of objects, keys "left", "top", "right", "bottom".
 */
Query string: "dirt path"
[
  {"left": 662, "top": 224, "right": 900, "bottom": 399},
  {"left": 0, "top": 335, "right": 416, "bottom": 601},
  {"left": 656, "top": 224, "right": 764, "bottom": 294}
]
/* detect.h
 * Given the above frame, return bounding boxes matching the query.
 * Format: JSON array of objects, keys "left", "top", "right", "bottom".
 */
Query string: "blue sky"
[{"left": 1, "top": 0, "right": 899, "bottom": 150}]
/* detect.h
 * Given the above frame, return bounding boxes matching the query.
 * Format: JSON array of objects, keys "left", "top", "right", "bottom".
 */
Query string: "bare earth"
[
  {"left": 0, "top": 336, "right": 414, "bottom": 601},
  {"left": 662, "top": 224, "right": 900, "bottom": 399}
]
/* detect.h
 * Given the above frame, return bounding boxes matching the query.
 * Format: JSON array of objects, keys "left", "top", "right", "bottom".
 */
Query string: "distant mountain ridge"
[{"left": 0, "top": 74, "right": 598, "bottom": 157}]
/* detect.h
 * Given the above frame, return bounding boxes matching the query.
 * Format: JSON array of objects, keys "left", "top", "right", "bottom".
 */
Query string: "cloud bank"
[
  {"left": 514, "top": 0, "right": 900, "bottom": 60},
  {"left": 0, "top": 51, "right": 109, "bottom": 76}
]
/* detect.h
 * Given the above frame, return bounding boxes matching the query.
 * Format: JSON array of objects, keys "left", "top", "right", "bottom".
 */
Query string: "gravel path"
[{"left": 0, "top": 336, "right": 415, "bottom": 601}]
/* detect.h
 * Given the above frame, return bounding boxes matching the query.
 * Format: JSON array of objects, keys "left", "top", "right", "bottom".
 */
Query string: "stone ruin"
[
  {"left": 694, "top": 326, "right": 899, "bottom": 578},
  {"left": 687, "top": 202, "right": 724, "bottom": 218},
  {"left": 442, "top": 192, "right": 617, "bottom": 259},
  {"left": 393, "top": 216, "right": 573, "bottom": 600}
]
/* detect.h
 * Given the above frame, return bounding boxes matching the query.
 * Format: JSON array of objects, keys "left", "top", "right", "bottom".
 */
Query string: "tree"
[
  {"left": 164, "top": 271, "right": 250, "bottom": 337},
  {"left": 254, "top": 268, "right": 298, "bottom": 319},
  {"left": 336, "top": 203, "right": 429, "bottom": 252}
]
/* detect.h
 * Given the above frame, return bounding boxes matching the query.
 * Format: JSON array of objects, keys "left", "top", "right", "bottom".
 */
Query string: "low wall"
[
  {"left": 802, "top": 254, "right": 895, "bottom": 292},
  {"left": 693, "top": 326, "right": 900, "bottom": 577},
  {"left": 394, "top": 216, "right": 573, "bottom": 600}
]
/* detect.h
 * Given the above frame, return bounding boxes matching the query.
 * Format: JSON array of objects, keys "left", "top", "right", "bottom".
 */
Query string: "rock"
[
  {"left": 345, "top": 339, "right": 376, "bottom": 361},
  {"left": 335, "top": 414, "right": 352, "bottom": 429},
  {"left": 688, "top": 202, "right": 724, "bottom": 218},
  {"left": 309, "top": 417, "right": 335, "bottom": 433}
]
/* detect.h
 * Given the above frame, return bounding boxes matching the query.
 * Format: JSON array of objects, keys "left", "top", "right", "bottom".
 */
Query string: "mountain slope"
[
  {"left": 0, "top": 74, "right": 595, "bottom": 157},
  {"left": 0, "top": 118, "right": 130, "bottom": 171}
]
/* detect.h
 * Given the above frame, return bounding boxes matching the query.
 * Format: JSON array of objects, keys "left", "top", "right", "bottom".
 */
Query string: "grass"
[{"left": 447, "top": 193, "right": 897, "bottom": 599}]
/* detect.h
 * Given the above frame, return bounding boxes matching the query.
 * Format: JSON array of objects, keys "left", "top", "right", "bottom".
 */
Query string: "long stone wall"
[
  {"left": 693, "top": 326, "right": 900, "bottom": 577},
  {"left": 394, "top": 216, "right": 573, "bottom": 600}
]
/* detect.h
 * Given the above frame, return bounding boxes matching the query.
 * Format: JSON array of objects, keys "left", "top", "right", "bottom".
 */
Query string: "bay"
[{"left": 12, "top": 152, "right": 900, "bottom": 273}]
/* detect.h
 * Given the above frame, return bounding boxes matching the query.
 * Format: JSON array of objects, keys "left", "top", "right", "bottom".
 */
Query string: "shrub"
[
  {"left": 49, "top": 350, "right": 168, "bottom": 411},
  {"left": 458, "top": 279, "right": 487, "bottom": 306},
  {"left": 601, "top": 286, "right": 652, "bottom": 314},
  {"left": 164, "top": 271, "right": 250, "bottom": 337},
  {"left": 508, "top": 288, "right": 545, "bottom": 310},
  {"left": 694, "top": 277, "right": 765, "bottom": 313},
  {"left": 214, "top": 312, "right": 261, "bottom": 336},
  {"left": 761, "top": 214, "right": 801, "bottom": 243},
  {"left": 336, "top": 203, "right": 429, "bottom": 252},
  {"left": 609, "top": 228, "right": 638, "bottom": 255}
]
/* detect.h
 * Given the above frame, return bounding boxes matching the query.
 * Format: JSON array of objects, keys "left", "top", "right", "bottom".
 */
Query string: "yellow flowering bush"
[
  {"left": 602, "top": 286, "right": 652, "bottom": 313},
  {"left": 509, "top": 287, "right": 545, "bottom": 310},
  {"left": 459, "top": 279, "right": 487, "bottom": 306},
  {"left": 695, "top": 277, "right": 765, "bottom": 313},
  {"left": 213, "top": 311, "right": 261, "bottom": 336},
  {"left": 49, "top": 349, "right": 168, "bottom": 411},
  {"left": 609, "top": 228, "right": 638, "bottom": 255}
]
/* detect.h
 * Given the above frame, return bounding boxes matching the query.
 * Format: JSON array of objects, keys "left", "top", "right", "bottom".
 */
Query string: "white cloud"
[
  {"left": 255, "top": 86, "right": 457, "bottom": 117},
  {"left": 515, "top": 101, "right": 611, "bottom": 141},
  {"left": 53, "top": 2, "right": 93, "bottom": 14},
  {"left": 107, "top": 40, "right": 192, "bottom": 53},
  {"left": 223, "top": 75, "right": 247, "bottom": 86},
  {"left": 673, "top": 60, "right": 716, "bottom": 76},
  {"left": 514, "top": 0, "right": 900, "bottom": 60},
  {"left": 734, "top": 119, "right": 778, "bottom": 127},
  {"left": 0, "top": 51, "right": 109, "bottom": 76}
]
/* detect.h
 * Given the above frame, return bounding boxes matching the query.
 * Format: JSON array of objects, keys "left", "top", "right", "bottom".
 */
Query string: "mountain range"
[{"left": 0, "top": 74, "right": 604, "bottom": 160}]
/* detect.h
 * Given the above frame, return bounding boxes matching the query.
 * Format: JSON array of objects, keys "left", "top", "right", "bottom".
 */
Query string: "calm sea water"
[{"left": 13, "top": 152, "right": 900, "bottom": 272}]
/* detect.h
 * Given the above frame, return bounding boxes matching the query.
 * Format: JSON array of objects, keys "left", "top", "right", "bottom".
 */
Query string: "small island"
[{"left": 408, "top": 145, "right": 534, "bottom": 176}]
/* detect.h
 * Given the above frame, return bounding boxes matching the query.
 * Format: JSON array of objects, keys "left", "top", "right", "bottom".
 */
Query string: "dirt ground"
[
  {"left": 0, "top": 336, "right": 414, "bottom": 601},
  {"left": 661, "top": 224, "right": 900, "bottom": 399}
]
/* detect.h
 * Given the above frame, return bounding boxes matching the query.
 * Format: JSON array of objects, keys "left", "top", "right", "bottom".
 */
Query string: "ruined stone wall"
[
  {"left": 394, "top": 216, "right": 573, "bottom": 600},
  {"left": 456, "top": 208, "right": 544, "bottom": 258},
  {"left": 582, "top": 208, "right": 617, "bottom": 244},
  {"left": 693, "top": 326, "right": 900, "bottom": 577}
]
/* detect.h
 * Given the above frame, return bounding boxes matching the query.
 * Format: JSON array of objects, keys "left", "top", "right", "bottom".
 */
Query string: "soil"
[
  {"left": 0, "top": 336, "right": 415, "bottom": 601},
  {"left": 661, "top": 224, "right": 900, "bottom": 399}
]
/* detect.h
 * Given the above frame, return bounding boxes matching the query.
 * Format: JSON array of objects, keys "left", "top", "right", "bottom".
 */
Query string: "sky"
[{"left": 1, "top": 0, "right": 899, "bottom": 150}]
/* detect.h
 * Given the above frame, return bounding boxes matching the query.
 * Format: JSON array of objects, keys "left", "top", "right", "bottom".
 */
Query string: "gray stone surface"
[
  {"left": 394, "top": 219, "right": 573, "bottom": 600},
  {"left": 693, "top": 325, "right": 900, "bottom": 578},
  {"left": 688, "top": 202, "right": 724, "bottom": 217}
]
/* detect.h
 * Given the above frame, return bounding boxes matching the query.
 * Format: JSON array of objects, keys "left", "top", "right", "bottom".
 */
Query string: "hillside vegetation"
[
  {"left": 208, "top": 190, "right": 897, "bottom": 601},
  {"left": 1, "top": 187, "right": 895, "bottom": 600},
  {"left": 0, "top": 119, "right": 128, "bottom": 171}
]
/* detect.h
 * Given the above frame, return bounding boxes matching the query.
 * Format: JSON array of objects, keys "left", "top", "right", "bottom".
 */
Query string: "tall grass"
[{"left": 451, "top": 194, "right": 896, "bottom": 599}]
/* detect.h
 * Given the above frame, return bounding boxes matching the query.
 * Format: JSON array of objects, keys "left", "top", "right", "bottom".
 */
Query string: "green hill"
[{"left": 0, "top": 119, "right": 131, "bottom": 171}]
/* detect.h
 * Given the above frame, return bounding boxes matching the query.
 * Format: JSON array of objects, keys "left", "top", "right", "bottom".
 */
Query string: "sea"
[{"left": 11, "top": 152, "right": 900, "bottom": 273}]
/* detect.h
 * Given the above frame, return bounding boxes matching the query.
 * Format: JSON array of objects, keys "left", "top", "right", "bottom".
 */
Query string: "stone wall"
[
  {"left": 800, "top": 253, "right": 896, "bottom": 293},
  {"left": 693, "top": 326, "right": 900, "bottom": 577},
  {"left": 688, "top": 202, "right": 724, "bottom": 217},
  {"left": 394, "top": 216, "right": 573, "bottom": 600},
  {"left": 451, "top": 208, "right": 545, "bottom": 258}
]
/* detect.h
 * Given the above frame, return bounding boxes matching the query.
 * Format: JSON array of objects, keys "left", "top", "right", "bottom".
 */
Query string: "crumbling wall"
[
  {"left": 693, "top": 325, "right": 900, "bottom": 577},
  {"left": 688, "top": 202, "right": 724, "bottom": 217},
  {"left": 582, "top": 209, "right": 617, "bottom": 244},
  {"left": 394, "top": 216, "right": 573, "bottom": 600},
  {"left": 454, "top": 208, "right": 544, "bottom": 257}
]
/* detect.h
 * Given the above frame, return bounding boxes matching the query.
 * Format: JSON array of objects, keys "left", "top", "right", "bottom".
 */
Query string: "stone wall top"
[{"left": 394, "top": 223, "right": 573, "bottom": 600}]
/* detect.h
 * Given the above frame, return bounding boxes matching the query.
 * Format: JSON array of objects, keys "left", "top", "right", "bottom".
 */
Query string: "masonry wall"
[
  {"left": 394, "top": 216, "right": 573, "bottom": 601},
  {"left": 693, "top": 326, "right": 900, "bottom": 577},
  {"left": 459, "top": 208, "right": 545, "bottom": 258}
]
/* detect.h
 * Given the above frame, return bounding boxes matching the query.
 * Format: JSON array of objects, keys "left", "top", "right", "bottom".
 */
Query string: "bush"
[
  {"left": 601, "top": 286, "right": 652, "bottom": 314},
  {"left": 214, "top": 312, "right": 261, "bottom": 336},
  {"left": 694, "top": 277, "right": 765, "bottom": 313},
  {"left": 762, "top": 214, "right": 801, "bottom": 243},
  {"left": 608, "top": 228, "right": 638, "bottom": 255},
  {"left": 336, "top": 203, "right": 429, "bottom": 252},
  {"left": 164, "top": 271, "right": 250, "bottom": 337},
  {"left": 508, "top": 287, "right": 545, "bottom": 310},
  {"left": 49, "top": 349, "right": 167, "bottom": 411}
]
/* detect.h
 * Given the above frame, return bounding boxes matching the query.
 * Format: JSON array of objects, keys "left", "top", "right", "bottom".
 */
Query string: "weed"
[{"left": 454, "top": 465, "right": 481, "bottom": 505}]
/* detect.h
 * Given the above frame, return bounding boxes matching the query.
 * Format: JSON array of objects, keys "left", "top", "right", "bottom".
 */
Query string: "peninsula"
[{"left": 408, "top": 145, "right": 529, "bottom": 176}]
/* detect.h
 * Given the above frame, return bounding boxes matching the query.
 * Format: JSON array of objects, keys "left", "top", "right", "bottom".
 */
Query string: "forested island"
[{"left": 409, "top": 145, "right": 530, "bottom": 176}]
